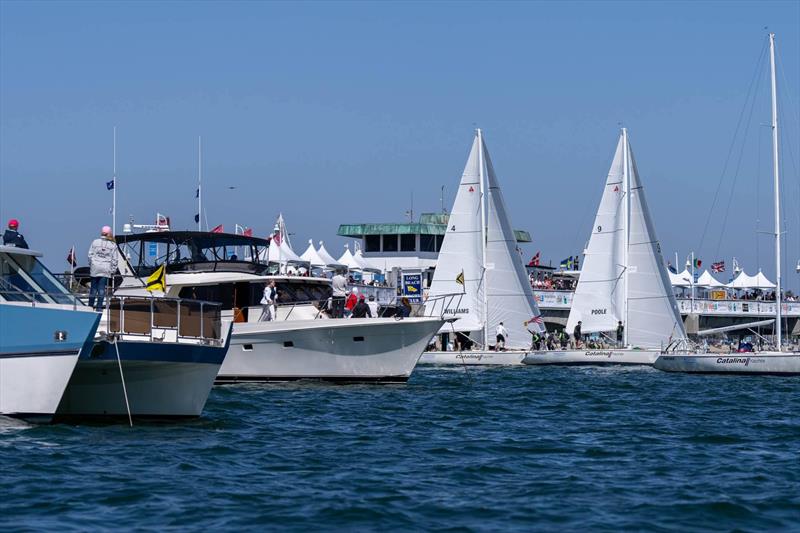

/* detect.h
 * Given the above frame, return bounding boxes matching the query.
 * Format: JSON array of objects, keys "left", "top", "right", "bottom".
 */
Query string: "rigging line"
[
  {"left": 713, "top": 42, "right": 768, "bottom": 259},
  {"left": 697, "top": 37, "right": 769, "bottom": 253}
]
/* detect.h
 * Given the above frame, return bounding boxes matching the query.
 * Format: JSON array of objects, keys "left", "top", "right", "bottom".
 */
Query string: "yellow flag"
[
  {"left": 146, "top": 264, "right": 166, "bottom": 292},
  {"left": 455, "top": 270, "right": 465, "bottom": 285}
]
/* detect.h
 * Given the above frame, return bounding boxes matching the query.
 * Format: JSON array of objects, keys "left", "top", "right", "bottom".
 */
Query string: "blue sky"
[{"left": 1, "top": 1, "right": 798, "bottom": 290}]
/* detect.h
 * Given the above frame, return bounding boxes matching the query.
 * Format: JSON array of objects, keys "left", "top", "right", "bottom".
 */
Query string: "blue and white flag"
[{"left": 106, "top": 179, "right": 115, "bottom": 190}]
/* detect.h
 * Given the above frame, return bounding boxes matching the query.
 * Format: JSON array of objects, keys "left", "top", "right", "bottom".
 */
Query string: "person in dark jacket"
[
  {"left": 3, "top": 219, "right": 29, "bottom": 249},
  {"left": 351, "top": 295, "right": 372, "bottom": 318},
  {"left": 573, "top": 321, "right": 582, "bottom": 348},
  {"left": 616, "top": 321, "right": 624, "bottom": 347}
]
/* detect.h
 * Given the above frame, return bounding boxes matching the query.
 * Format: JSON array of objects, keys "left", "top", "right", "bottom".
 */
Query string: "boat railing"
[
  {"left": 98, "top": 295, "right": 225, "bottom": 345},
  {"left": 0, "top": 287, "right": 84, "bottom": 308},
  {"left": 417, "top": 292, "right": 466, "bottom": 320}
]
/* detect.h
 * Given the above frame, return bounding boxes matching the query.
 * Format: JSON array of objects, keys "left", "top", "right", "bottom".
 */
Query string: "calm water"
[{"left": 2, "top": 366, "right": 799, "bottom": 531}]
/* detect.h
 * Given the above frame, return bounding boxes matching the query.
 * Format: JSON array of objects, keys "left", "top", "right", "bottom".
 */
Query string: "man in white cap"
[{"left": 88, "top": 225, "right": 118, "bottom": 310}]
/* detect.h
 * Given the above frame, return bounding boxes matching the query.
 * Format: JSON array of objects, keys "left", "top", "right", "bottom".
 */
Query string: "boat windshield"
[
  {"left": 117, "top": 231, "right": 270, "bottom": 277},
  {"left": 0, "top": 251, "right": 78, "bottom": 305}
]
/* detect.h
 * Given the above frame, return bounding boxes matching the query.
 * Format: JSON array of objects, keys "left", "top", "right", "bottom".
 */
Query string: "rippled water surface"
[{"left": 2, "top": 366, "right": 799, "bottom": 531}]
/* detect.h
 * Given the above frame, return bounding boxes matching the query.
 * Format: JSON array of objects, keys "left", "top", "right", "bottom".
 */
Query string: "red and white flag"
[
  {"left": 66, "top": 246, "right": 77, "bottom": 268},
  {"left": 211, "top": 224, "right": 224, "bottom": 233}
]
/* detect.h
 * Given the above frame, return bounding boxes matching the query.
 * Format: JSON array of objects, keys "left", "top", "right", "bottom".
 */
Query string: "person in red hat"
[
  {"left": 350, "top": 293, "right": 372, "bottom": 318},
  {"left": 3, "top": 219, "right": 29, "bottom": 249}
]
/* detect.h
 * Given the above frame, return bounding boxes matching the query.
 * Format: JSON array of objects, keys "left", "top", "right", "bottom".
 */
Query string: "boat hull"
[
  {"left": 218, "top": 317, "right": 444, "bottom": 383},
  {"left": 418, "top": 350, "right": 527, "bottom": 366},
  {"left": 55, "top": 339, "right": 226, "bottom": 420},
  {"left": 0, "top": 304, "right": 100, "bottom": 421},
  {"left": 523, "top": 348, "right": 660, "bottom": 366},
  {"left": 654, "top": 352, "right": 800, "bottom": 375}
]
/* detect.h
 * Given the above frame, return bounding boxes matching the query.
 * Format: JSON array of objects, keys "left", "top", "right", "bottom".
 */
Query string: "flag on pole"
[
  {"left": 667, "top": 261, "right": 677, "bottom": 274},
  {"left": 146, "top": 264, "right": 167, "bottom": 292},
  {"left": 66, "top": 247, "right": 77, "bottom": 268},
  {"left": 524, "top": 315, "right": 544, "bottom": 326},
  {"left": 211, "top": 224, "right": 224, "bottom": 233},
  {"left": 273, "top": 230, "right": 281, "bottom": 246},
  {"left": 243, "top": 228, "right": 253, "bottom": 237},
  {"left": 559, "top": 256, "right": 574, "bottom": 269},
  {"left": 194, "top": 214, "right": 200, "bottom": 223},
  {"left": 455, "top": 270, "right": 465, "bottom": 285},
  {"left": 106, "top": 179, "right": 115, "bottom": 190},
  {"left": 693, "top": 258, "right": 702, "bottom": 269},
  {"left": 528, "top": 251, "right": 541, "bottom": 267},
  {"left": 711, "top": 261, "right": 725, "bottom": 273}
]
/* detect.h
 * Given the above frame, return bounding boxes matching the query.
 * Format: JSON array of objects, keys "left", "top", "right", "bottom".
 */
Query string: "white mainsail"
[
  {"left": 566, "top": 137, "right": 626, "bottom": 334},
  {"left": 428, "top": 130, "right": 542, "bottom": 348},
  {"left": 626, "top": 145, "right": 686, "bottom": 347},
  {"left": 567, "top": 129, "right": 685, "bottom": 348},
  {"left": 483, "top": 143, "right": 544, "bottom": 348},
  {"left": 428, "top": 134, "right": 485, "bottom": 338}
]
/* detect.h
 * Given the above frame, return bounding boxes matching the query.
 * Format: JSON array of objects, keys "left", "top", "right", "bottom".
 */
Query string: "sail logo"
[
  {"left": 444, "top": 308, "right": 469, "bottom": 315},
  {"left": 591, "top": 308, "right": 607, "bottom": 315}
]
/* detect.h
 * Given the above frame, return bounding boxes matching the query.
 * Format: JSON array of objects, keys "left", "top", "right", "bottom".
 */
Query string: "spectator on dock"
[
  {"left": 3, "top": 219, "right": 29, "bottom": 249},
  {"left": 87, "top": 226, "right": 118, "bottom": 310}
]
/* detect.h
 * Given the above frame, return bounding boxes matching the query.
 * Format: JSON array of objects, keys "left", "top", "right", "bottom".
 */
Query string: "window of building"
[
  {"left": 365, "top": 235, "right": 381, "bottom": 252},
  {"left": 420, "top": 234, "right": 436, "bottom": 252},
  {"left": 382, "top": 234, "right": 398, "bottom": 252},
  {"left": 400, "top": 234, "right": 416, "bottom": 252},
  {"left": 435, "top": 235, "right": 444, "bottom": 252}
]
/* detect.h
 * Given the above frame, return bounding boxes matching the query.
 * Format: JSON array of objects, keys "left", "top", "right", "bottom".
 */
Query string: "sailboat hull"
[
  {"left": 654, "top": 352, "right": 800, "bottom": 375},
  {"left": 418, "top": 350, "right": 527, "bottom": 366},
  {"left": 523, "top": 349, "right": 659, "bottom": 366}
]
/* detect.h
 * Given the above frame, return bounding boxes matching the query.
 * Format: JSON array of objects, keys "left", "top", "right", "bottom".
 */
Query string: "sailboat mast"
[
  {"left": 477, "top": 128, "right": 489, "bottom": 347},
  {"left": 112, "top": 126, "right": 117, "bottom": 235},
  {"left": 621, "top": 128, "right": 630, "bottom": 347},
  {"left": 769, "top": 32, "right": 782, "bottom": 350},
  {"left": 198, "top": 136, "right": 203, "bottom": 232}
]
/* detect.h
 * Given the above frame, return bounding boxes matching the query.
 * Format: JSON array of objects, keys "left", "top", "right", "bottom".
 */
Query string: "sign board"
[
  {"left": 148, "top": 242, "right": 158, "bottom": 258},
  {"left": 710, "top": 290, "right": 727, "bottom": 301},
  {"left": 402, "top": 273, "right": 422, "bottom": 303}
]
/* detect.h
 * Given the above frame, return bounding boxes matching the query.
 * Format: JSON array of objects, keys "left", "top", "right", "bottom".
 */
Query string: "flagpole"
[
  {"left": 112, "top": 126, "right": 117, "bottom": 234},
  {"left": 198, "top": 136, "right": 202, "bottom": 232}
]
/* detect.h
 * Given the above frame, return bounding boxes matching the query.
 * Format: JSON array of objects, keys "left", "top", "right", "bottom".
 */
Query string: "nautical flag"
[
  {"left": 455, "top": 270, "right": 465, "bottom": 286},
  {"left": 559, "top": 256, "right": 574, "bottom": 269},
  {"left": 273, "top": 230, "right": 281, "bottom": 246},
  {"left": 525, "top": 315, "right": 543, "bottom": 326},
  {"left": 667, "top": 261, "right": 677, "bottom": 274},
  {"left": 66, "top": 247, "right": 77, "bottom": 268},
  {"left": 106, "top": 179, "right": 115, "bottom": 190},
  {"left": 243, "top": 228, "right": 253, "bottom": 237},
  {"left": 211, "top": 224, "right": 224, "bottom": 233},
  {"left": 711, "top": 261, "right": 725, "bottom": 273},
  {"left": 528, "top": 251, "right": 541, "bottom": 267},
  {"left": 693, "top": 258, "right": 702, "bottom": 269},
  {"left": 146, "top": 264, "right": 167, "bottom": 293},
  {"left": 194, "top": 214, "right": 200, "bottom": 223}
]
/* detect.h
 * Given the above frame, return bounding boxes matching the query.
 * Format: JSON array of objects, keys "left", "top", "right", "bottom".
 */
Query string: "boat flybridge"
[
  {"left": 420, "top": 129, "right": 546, "bottom": 365},
  {"left": 115, "top": 231, "right": 446, "bottom": 383},
  {"left": 0, "top": 246, "right": 100, "bottom": 422},
  {"left": 524, "top": 128, "right": 691, "bottom": 367},
  {"left": 655, "top": 33, "right": 800, "bottom": 375}
]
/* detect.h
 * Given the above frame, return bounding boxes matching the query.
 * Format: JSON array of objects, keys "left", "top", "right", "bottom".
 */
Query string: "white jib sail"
[
  {"left": 625, "top": 140, "right": 686, "bottom": 347},
  {"left": 567, "top": 135, "right": 627, "bottom": 335},
  {"left": 428, "top": 134, "right": 486, "bottom": 340},
  {"left": 483, "top": 139, "right": 545, "bottom": 348}
]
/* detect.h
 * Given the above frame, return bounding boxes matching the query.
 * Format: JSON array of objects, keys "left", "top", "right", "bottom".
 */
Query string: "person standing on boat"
[
  {"left": 527, "top": 328, "right": 542, "bottom": 350},
  {"left": 496, "top": 322, "right": 509, "bottom": 351},
  {"left": 3, "top": 219, "right": 29, "bottom": 249},
  {"left": 616, "top": 321, "right": 624, "bottom": 348},
  {"left": 344, "top": 288, "right": 358, "bottom": 318},
  {"left": 573, "top": 321, "right": 583, "bottom": 349},
  {"left": 351, "top": 294, "right": 372, "bottom": 318},
  {"left": 331, "top": 269, "right": 347, "bottom": 318},
  {"left": 367, "top": 294, "right": 379, "bottom": 317},
  {"left": 259, "top": 280, "right": 277, "bottom": 321},
  {"left": 87, "top": 225, "right": 118, "bottom": 310}
]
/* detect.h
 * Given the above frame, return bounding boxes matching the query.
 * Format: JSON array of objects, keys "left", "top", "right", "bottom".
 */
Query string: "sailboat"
[
  {"left": 655, "top": 33, "right": 800, "bottom": 375},
  {"left": 525, "top": 128, "right": 688, "bottom": 366},
  {"left": 419, "top": 129, "right": 545, "bottom": 365}
]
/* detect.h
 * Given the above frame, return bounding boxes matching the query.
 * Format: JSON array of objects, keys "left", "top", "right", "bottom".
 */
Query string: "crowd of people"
[{"left": 529, "top": 273, "right": 577, "bottom": 291}]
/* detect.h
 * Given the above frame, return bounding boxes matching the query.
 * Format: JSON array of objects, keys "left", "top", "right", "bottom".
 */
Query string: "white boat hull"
[
  {"left": 56, "top": 359, "right": 222, "bottom": 419},
  {"left": 523, "top": 348, "right": 660, "bottom": 366},
  {"left": 654, "top": 352, "right": 800, "bottom": 375},
  {"left": 418, "top": 350, "right": 527, "bottom": 366},
  {"left": 218, "top": 317, "right": 444, "bottom": 383},
  {"left": 0, "top": 353, "right": 81, "bottom": 421}
]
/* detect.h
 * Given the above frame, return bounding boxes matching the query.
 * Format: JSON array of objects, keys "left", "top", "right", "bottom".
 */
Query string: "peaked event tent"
[
  {"left": 726, "top": 270, "right": 776, "bottom": 289},
  {"left": 696, "top": 270, "right": 726, "bottom": 288},
  {"left": 338, "top": 246, "right": 380, "bottom": 272},
  {"left": 316, "top": 241, "right": 346, "bottom": 268},
  {"left": 669, "top": 269, "right": 694, "bottom": 287},
  {"left": 267, "top": 238, "right": 304, "bottom": 264}
]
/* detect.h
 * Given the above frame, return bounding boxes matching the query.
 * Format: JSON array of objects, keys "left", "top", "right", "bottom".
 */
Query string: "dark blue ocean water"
[{"left": 2, "top": 366, "right": 799, "bottom": 532}]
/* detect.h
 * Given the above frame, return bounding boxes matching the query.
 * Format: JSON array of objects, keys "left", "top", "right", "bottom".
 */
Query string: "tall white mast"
[
  {"left": 769, "top": 32, "right": 782, "bottom": 350},
  {"left": 112, "top": 126, "right": 117, "bottom": 234},
  {"left": 477, "top": 128, "right": 489, "bottom": 347},
  {"left": 197, "top": 136, "right": 203, "bottom": 232},
  {"left": 621, "top": 127, "right": 630, "bottom": 347}
]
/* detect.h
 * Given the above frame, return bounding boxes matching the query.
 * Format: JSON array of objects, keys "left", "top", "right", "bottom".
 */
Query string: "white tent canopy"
[
  {"left": 338, "top": 245, "right": 381, "bottom": 272},
  {"left": 300, "top": 240, "right": 328, "bottom": 267},
  {"left": 726, "top": 270, "right": 776, "bottom": 289},
  {"left": 669, "top": 268, "right": 693, "bottom": 287},
  {"left": 316, "top": 241, "right": 346, "bottom": 268},
  {"left": 696, "top": 270, "right": 726, "bottom": 288},
  {"left": 267, "top": 238, "right": 304, "bottom": 264}
]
